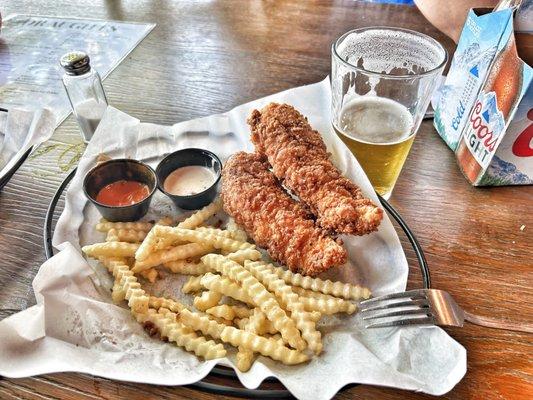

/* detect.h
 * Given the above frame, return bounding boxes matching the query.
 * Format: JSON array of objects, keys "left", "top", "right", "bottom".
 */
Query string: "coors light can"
[{"left": 455, "top": 33, "right": 528, "bottom": 184}]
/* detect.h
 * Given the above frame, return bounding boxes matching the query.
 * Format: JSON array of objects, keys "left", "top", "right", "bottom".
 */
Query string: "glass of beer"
[{"left": 331, "top": 27, "right": 447, "bottom": 199}]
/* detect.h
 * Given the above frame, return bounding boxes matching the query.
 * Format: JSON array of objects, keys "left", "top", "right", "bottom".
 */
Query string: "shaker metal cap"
[{"left": 60, "top": 51, "right": 91, "bottom": 75}]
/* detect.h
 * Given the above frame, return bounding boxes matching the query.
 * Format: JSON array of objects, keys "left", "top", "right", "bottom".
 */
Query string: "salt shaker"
[{"left": 60, "top": 51, "right": 108, "bottom": 142}]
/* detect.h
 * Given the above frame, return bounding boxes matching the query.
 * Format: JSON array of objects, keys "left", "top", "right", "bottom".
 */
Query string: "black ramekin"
[
  {"left": 156, "top": 148, "right": 221, "bottom": 210},
  {"left": 83, "top": 159, "right": 157, "bottom": 222}
]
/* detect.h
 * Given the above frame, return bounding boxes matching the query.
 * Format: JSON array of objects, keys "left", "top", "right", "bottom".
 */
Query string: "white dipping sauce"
[{"left": 164, "top": 165, "right": 216, "bottom": 196}]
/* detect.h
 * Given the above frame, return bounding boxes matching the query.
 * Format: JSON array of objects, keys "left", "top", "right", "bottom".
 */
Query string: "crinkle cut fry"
[
  {"left": 136, "top": 201, "right": 221, "bottom": 261},
  {"left": 148, "top": 296, "right": 185, "bottom": 313},
  {"left": 182, "top": 275, "right": 204, "bottom": 294},
  {"left": 107, "top": 260, "right": 149, "bottom": 314},
  {"left": 135, "top": 228, "right": 162, "bottom": 262},
  {"left": 206, "top": 304, "right": 252, "bottom": 321},
  {"left": 97, "top": 256, "right": 128, "bottom": 273},
  {"left": 221, "top": 151, "right": 347, "bottom": 276},
  {"left": 177, "top": 198, "right": 222, "bottom": 229},
  {"left": 235, "top": 308, "right": 264, "bottom": 371},
  {"left": 163, "top": 260, "right": 211, "bottom": 275},
  {"left": 195, "top": 227, "right": 241, "bottom": 240},
  {"left": 107, "top": 265, "right": 224, "bottom": 360},
  {"left": 135, "top": 214, "right": 188, "bottom": 262},
  {"left": 152, "top": 226, "right": 254, "bottom": 254},
  {"left": 225, "top": 248, "right": 262, "bottom": 264},
  {"left": 106, "top": 228, "right": 147, "bottom": 243},
  {"left": 291, "top": 286, "right": 356, "bottom": 314},
  {"left": 228, "top": 305, "right": 253, "bottom": 319},
  {"left": 247, "top": 103, "right": 383, "bottom": 235},
  {"left": 98, "top": 256, "right": 129, "bottom": 303},
  {"left": 179, "top": 309, "right": 308, "bottom": 365},
  {"left": 202, "top": 254, "right": 305, "bottom": 350},
  {"left": 97, "top": 220, "right": 153, "bottom": 232},
  {"left": 296, "top": 292, "right": 356, "bottom": 315},
  {"left": 206, "top": 304, "right": 236, "bottom": 321},
  {"left": 194, "top": 290, "right": 222, "bottom": 311},
  {"left": 106, "top": 262, "right": 224, "bottom": 360},
  {"left": 82, "top": 242, "right": 139, "bottom": 258},
  {"left": 200, "top": 273, "right": 254, "bottom": 305},
  {"left": 133, "top": 242, "right": 212, "bottom": 272},
  {"left": 138, "top": 308, "right": 226, "bottom": 360},
  {"left": 265, "top": 262, "right": 371, "bottom": 300},
  {"left": 245, "top": 261, "right": 322, "bottom": 354},
  {"left": 237, "top": 313, "right": 278, "bottom": 336}
]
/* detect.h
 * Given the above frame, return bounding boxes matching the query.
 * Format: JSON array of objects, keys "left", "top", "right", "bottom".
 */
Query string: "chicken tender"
[
  {"left": 221, "top": 152, "right": 347, "bottom": 276},
  {"left": 248, "top": 103, "right": 383, "bottom": 235}
]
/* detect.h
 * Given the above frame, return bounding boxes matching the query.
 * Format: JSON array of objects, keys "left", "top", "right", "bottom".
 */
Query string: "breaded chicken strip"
[
  {"left": 248, "top": 103, "right": 383, "bottom": 235},
  {"left": 221, "top": 152, "right": 347, "bottom": 276}
]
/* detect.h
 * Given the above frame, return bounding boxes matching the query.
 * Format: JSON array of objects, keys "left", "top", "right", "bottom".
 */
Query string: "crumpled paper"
[
  {"left": 0, "top": 78, "right": 466, "bottom": 399},
  {"left": 0, "top": 107, "right": 56, "bottom": 182}
]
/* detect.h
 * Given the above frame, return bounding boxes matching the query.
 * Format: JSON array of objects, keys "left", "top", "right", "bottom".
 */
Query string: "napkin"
[
  {"left": 0, "top": 78, "right": 466, "bottom": 399},
  {"left": 0, "top": 107, "right": 56, "bottom": 184}
]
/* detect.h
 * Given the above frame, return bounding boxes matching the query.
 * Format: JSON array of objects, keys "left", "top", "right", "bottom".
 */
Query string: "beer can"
[{"left": 434, "top": 3, "right": 532, "bottom": 186}]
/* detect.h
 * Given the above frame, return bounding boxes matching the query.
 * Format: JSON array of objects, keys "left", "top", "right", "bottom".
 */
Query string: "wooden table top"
[{"left": 0, "top": 1, "right": 531, "bottom": 399}]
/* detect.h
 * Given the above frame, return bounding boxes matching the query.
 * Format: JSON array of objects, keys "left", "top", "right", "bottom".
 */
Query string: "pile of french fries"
[{"left": 82, "top": 199, "right": 371, "bottom": 371}]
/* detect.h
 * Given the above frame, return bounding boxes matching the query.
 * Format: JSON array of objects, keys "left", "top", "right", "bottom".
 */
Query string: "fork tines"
[{"left": 359, "top": 289, "right": 435, "bottom": 329}]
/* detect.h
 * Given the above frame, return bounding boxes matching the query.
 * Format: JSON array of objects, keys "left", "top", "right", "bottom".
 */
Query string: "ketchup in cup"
[
  {"left": 83, "top": 159, "right": 157, "bottom": 222},
  {"left": 95, "top": 180, "right": 150, "bottom": 207}
]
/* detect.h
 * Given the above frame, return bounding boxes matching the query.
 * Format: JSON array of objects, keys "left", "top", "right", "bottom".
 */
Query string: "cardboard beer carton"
[{"left": 434, "top": 4, "right": 532, "bottom": 186}]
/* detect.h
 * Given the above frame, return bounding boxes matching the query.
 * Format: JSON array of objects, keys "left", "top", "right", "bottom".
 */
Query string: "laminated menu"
[
  {"left": 0, "top": 15, "right": 154, "bottom": 187},
  {"left": 0, "top": 15, "right": 155, "bottom": 124}
]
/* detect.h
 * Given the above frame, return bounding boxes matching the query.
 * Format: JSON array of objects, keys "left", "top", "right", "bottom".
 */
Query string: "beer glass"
[{"left": 331, "top": 27, "right": 447, "bottom": 199}]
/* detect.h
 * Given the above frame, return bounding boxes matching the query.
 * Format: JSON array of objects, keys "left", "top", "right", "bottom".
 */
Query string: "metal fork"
[{"left": 360, "top": 289, "right": 533, "bottom": 333}]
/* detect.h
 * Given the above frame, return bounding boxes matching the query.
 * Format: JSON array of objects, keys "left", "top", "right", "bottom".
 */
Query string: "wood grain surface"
[{"left": 0, "top": 1, "right": 532, "bottom": 399}]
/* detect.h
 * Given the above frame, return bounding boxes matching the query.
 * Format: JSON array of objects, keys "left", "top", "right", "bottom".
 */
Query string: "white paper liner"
[{"left": 0, "top": 78, "right": 466, "bottom": 399}]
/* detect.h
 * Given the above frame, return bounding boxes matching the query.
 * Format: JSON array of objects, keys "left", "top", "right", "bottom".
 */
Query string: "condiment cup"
[
  {"left": 83, "top": 159, "right": 157, "bottom": 222},
  {"left": 156, "top": 148, "right": 221, "bottom": 210}
]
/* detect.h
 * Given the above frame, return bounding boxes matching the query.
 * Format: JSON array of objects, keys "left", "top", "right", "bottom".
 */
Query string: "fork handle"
[{"left": 464, "top": 311, "right": 533, "bottom": 334}]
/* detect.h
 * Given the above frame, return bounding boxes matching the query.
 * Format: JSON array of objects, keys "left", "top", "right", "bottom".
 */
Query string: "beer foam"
[{"left": 336, "top": 28, "right": 446, "bottom": 76}]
